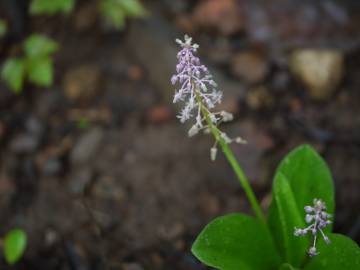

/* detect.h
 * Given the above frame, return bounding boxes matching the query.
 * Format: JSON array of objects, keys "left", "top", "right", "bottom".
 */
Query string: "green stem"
[
  {"left": 195, "top": 91, "right": 266, "bottom": 223},
  {"left": 219, "top": 137, "right": 266, "bottom": 223}
]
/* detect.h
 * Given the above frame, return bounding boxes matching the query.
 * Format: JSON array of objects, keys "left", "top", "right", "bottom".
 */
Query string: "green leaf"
[
  {"left": 268, "top": 145, "right": 334, "bottom": 267},
  {"left": 30, "top": 0, "right": 75, "bottom": 15},
  {"left": 27, "top": 56, "right": 54, "bottom": 87},
  {"left": 24, "top": 34, "right": 59, "bottom": 58},
  {"left": 100, "top": 0, "right": 126, "bottom": 29},
  {"left": 1, "top": 58, "right": 26, "bottom": 94},
  {"left": 120, "top": 0, "right": 147, "bottom": 17},
  {"left": 100, "top": 0, "right": 146, "bottom": 29},
  {"left": 276, "top": 145, "right": 334, "bottom": 219},
  {"left": 4, "top": 229, "right": 27, "bottom": 265},
  {"left": 268, "top": 173, "right": 310, "bottom": 266},
  {"left": 0, "top": 19, "right": 7, "bottom": 38},
  {"left": 192, "top": 213, "right": 281, "bottom": 270},
  {"left": 304, "top": 234, "right": 360, "bottom": 270},
  {"left": 279, "top": 263, "right": 298, "bottom": 270}
]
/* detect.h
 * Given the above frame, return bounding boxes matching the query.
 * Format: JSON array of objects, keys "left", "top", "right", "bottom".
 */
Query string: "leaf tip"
[{"left": 295, "top": 144, "right": 314, "bottom": 153}]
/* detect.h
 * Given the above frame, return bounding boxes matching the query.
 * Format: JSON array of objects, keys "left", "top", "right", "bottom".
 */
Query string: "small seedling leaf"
[
  {"left": 4, "top": 229, "right": 27, "bottom": 265},
  {"left": 30, "top": 0, "right": 75, "bottom": 15},
  {"left": 1, "top": 58, "right": 26, "bottom": 94},
  {"left": 120, "top": 0, "right": 147, "bottom": 17},
  {"left": 24, "top": 34, "right": 59, "bottom": 58},
  {"left": 27, "top": 56, "right": 53, "bottom": 87},
  {"left": 100, "top": 0, "right": 126, "bottom": 29}
]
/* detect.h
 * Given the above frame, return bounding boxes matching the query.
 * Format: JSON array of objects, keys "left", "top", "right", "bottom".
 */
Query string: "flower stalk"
[
  {"left": 195, "top": 89, "right": 266, "bottom": 223},
  {"left": 171, "top": 35, "right": 265, "bottom": 223}
]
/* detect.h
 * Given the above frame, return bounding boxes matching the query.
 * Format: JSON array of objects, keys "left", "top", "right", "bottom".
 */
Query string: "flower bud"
[
  {"left": 220, "top": 111, "right": 233, "bottom": 122},
  {"left": 305, "top": 214, "right": 314, "bottom": 223},
  {"left": 235, "top": 137, "right": 247, "bottom": 144},
  {"left": 210, "top": 147, "right": 218, "bottom": 161},
  {"left": 308, "top": 247, "right": 318, "bottom": 257},
  {"left": 188, "top": 125, "right": 199, "bottom": 137}
]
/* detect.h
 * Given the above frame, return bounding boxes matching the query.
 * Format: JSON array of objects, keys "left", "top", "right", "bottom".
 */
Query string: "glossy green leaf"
[
  {"left": 279, "top": 263, "right": 299, "bottom": 270},
  {"left": 268, "top": 145, "right": 334, "bottom": 267},
  {"left": 268, "top": 173, "right": 309, "bottom": 266},
  {"left": 24, "top": 34, "right": 59, "bottom": 58},
  {"left": 276, "top": 145, "right": 334, "bottom": 219},
  {"left": 27, "top": 56, "right": 54, "bottom": 87},
  {"left": 1, "top": 58, "right": 26, "bottom": 94},
  {"left": 304, "top": 234, "right": 360, "bottom": 270},
  {"left": 30, "top": 0, "right": 75, "bottom": 15},
  {"left": 4, "top": 229, "right": 27, "bottom": 265},
  {"left": 192, "top": 213, "right": 281, "bottom": 270},
  {"left": 120, "top": 0, "right": 147, "bottom": 17}
]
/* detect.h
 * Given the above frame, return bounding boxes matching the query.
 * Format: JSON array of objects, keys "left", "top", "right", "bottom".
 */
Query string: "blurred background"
[{"left": 0, "top": 0, "right": 360, "bottom": 269}]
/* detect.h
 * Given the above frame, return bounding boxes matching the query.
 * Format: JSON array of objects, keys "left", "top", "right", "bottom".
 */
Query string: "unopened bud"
[
  {"left": 203, "top": 128, "right": 211, "bottom": 134},
  {"left": 188, "top": 125, "right": 199, "bottom": 137},
  {"left": 323, "top": 235, "right": 331, "bottom": 244},
  {"left": 209, "top": 113, "right": 217, "bottom": 123},
  {"left": 305, "top": 214, "right": 314, "bottom": 223},
  {"left": 210, "top": 147, "right": 218, "bottom": 161},
  {"left": 308, "top": 247, "right": 318, "bottom": 257},
  {"left": 220, "top": 132, "right": 232, "bottom": 144},
  {"left": 235, "top": 137, "right": 247, "bottom": 144},
  {"left": 220, "top": 111, "right": 233, "bottom": 122}
]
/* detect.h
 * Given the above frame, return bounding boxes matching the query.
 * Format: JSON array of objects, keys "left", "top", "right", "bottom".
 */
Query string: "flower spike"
[
  {"left": 171, "top": 35, "right": 222, "bottom": 125},
  {"left": 294, "top": 198, "right": 332, "bottom": 257},
  {"left": 171, "top": 35, "right": 245, "bottom": 159}
]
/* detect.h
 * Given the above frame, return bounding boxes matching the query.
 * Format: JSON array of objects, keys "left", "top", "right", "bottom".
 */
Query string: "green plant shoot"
[
  {"left": 30, "top": 0, "right": 75, "bottom": 15},
  {"left": 3, "top": 229, "right": 27, "bottom": 265},
  {"left": 1, "top": 33, "right": 59, "bottom": 94}
]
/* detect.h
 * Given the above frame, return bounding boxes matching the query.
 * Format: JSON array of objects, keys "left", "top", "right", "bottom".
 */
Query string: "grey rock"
[
  {"left": 68, "top": 168, "right": 93, "bottom": 194},
  {"left": 25, "top": 116, "right": 44, "bottom": 137},
  {"left": 70, "top": 128, "right": 104, "bottom": 165},
  {"left": 10, "top": 134, "right": 39, "bottom": 154},
  {"left": 289, "top": 49, "right": 344, "bottom": 100},
  {"left": 92, "top": 175, "right": 126, "bottom": 201},
  {"left": 123, "top": 263, "right": 144, "bottom": 270},
  {"left": 42, "top": 158, "right": 62, "bottom": 176}
]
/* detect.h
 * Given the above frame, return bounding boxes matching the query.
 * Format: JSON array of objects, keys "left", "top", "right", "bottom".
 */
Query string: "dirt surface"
[{"left": 0, "top": 0, "right": 360, "bottom": 269}]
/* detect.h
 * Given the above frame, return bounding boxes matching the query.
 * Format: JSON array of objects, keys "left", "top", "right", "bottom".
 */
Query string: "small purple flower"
[
  {"left": 171, "top": 35, "right": 222, "bottom": 126},
  {"left": 308, "top": 247, "right": 318, "bottom": 257},
  {"left": 171, "top": 35, "right": 246, "bottom": 160},
  {"left": 294, "top": 199, "right": 332, "bottom": 257},
  {"left": 305, "top": 214, "right": 314, "bottom": 223}
]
